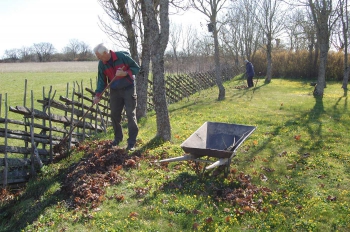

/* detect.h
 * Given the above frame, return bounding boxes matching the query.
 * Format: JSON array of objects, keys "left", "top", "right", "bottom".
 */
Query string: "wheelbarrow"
[{"left": 159, "top": 121, "right": 256, "bottom": 177}]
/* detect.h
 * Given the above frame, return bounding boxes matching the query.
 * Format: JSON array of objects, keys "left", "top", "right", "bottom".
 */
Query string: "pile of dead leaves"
[
  {"left": 218, "top": 172, "right": 273, "bottom": 215},
  {"left": 62, "top": 140, "right": 139, "bottom": 210},
  {"left": 0, "top": 187, "right": 24, "bottom": 204},
  {"left": 234, "top": 85, "right": 248, "bottom": 89}
]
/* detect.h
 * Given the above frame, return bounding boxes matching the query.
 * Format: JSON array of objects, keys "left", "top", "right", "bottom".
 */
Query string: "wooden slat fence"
[
  {"left": 1, "top": 66, "right": 240, "bottom": 186},
  {"left": 0, "top": 80, "right": 112, "bottom": 186}
]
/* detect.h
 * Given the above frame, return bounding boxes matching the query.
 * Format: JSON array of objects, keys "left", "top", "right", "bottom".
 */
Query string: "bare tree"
[
  {"left": 284, "top": 9, "right": 311, "bottom": 51},
  {"left": 285, "top": 7, "right": 318, "bottom": 78},
  {"left": 32, "top": 42, "right": 55, "bottom": 62},
  {"left": 240, "top": 0, "right": 261, "bottom": 61},
  {"left": 254, "top": 0, "right": 286, "bottom": 83},
  {"left": 63, "top": 39, "right": 82, "bottom": 60},
  {"left": 190, "top": 0, "right": 230, "bottom": 101},
  {"left": 181, "top": 25, "right": 199, "bottom": 56},
  {"left": 3, "top": 49, "right": 20, "bottom": 61},
  {"left": 307, "top": 0, "right": 340, "bottom": 96},
  {"left": 79, "top": 41, "right": 94, "bottom": 60},
  {"left": 18, "top": 46, "right": 34, "bottom": 62},
  {"left": 144, "top": 0, "right": 172, "bottom": 141},
  {"left": 222, "top": 0, "right": 261, "bottom": 66},
  {"left": 336, "top": 0, "right": 349, "bottom": 89},
  {"left": 168, "top": 21, "right": 183, "bottom": 72},
  {"left": 138, "top": 0, "right": 152, "bottom": 119},
  {"left": 285, "top": 0, "right": 341, "bottom": 94},
  {"left": 62, "top": 40, "right": 93, "bottom": 61},
  {"left": 221, "top": 7, "right": 243, "bottom": 66}
]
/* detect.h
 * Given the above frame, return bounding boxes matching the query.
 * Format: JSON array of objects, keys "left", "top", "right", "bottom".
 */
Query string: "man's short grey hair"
[{"left": 93, "top": 43, "right": 109, "bottom": 54}]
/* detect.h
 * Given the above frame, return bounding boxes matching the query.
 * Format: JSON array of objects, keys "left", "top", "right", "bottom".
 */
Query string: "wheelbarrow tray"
[{"left": 180, "top": 121, "right": 256, "bottom": 159}]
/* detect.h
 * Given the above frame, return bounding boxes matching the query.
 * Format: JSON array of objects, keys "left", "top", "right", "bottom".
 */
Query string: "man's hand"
[
  {"left": 93, "top": 96, "right": 101, "bottom": 104},
  {"left": 115, "top": 66, "right": 127, "bottom": 77}
]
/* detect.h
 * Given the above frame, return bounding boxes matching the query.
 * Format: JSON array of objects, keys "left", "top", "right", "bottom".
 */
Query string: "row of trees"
[
  {"left": 101, "top": 0, "right": 349, "bottom": 142},
  {"left": 1, "top": 39, "right": 96, "bottom": 62},
  {"left": 2, "top": 1, "right": 349, "bottom": 143}
]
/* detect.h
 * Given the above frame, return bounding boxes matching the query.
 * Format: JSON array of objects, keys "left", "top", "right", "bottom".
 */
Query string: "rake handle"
[{"left": 59, "top": 72, "right": 121, "bottom": 145}]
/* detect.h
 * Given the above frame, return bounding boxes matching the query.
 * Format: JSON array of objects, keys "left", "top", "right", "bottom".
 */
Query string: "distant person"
[
  {"left": 93, "top": 43, "right": 140, "bottom": 151},
  {"left": 245, "top": 59, "right": 255, "bottom": 88}
]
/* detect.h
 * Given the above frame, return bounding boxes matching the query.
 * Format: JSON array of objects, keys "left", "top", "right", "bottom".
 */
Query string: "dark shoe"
[
  {"left": 126, "top": 144, "right": 135, "bottom": 151},
  {"left": 111, "top": 140, "right": 120, "bottom": 146}
]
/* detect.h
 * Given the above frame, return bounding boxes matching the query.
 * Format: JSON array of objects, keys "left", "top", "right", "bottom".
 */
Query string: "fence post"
[
  {"left": 0, "top": 94, "right": 2, "bottom": 116},
  {"left": 24, "top": 79, "right": 29, "bottom": 158},
  {"left": 67, "top": 87, "right": 75, "bottom": 154},
  {"left": 2, "top": 93, "right": 8, "bottom": 187},
  {"left": 64, "top": 83, "right": 69, "bottom": 139},
  {"left": 81, "top": 80, "right": 86, "bottom": 141},
  {"left": 47, "top": 86, "right": 55, "bottom": 163},
  {"left": 30, "top": 90, "right": 36, "bottom": 177},
  {"left": 41, "top": 86, "right": 47, "bottom": 152}
]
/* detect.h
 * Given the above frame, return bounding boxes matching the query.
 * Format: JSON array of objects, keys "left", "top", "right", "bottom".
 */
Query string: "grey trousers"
[{"left": 109, "top": 86, "right": 138, "bottom": 145}]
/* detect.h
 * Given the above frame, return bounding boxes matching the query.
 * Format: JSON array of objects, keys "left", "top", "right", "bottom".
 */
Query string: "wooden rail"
[{"left": 1, "top": 66, "right": 240, "bottom": 186}]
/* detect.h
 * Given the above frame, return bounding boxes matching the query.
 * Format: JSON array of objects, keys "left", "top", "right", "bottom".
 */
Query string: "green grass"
[
  {"left": 0, "top": 72, "right": 98, "bottom": 153},
  {"left": 0, "top": 72, "right": 97, "bottom": 111},
  {"left": 1, "top": 75, "right": 350, "bottom": 232}
]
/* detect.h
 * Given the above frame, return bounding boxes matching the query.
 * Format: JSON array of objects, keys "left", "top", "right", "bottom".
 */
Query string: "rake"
[{"left": 53, "top": 73, "right": 120, "bottom": 158}]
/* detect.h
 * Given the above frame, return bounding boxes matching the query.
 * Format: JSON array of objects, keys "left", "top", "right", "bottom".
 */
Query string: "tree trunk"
[
  {"left": 314, "top": 43, "right": 327, "bottom": 96},
  {"left": 307, "top": 35, "right": 314, "bottom": 79},
  {"left": 308, "top": 0, "right": 332, "bottom": 96},
  {"left": 265, "top": 39, "right": 273, "bottom": 83},
  {"left": 342, "top": 0, "right": 349, "bottom": 90},
  {"left": 136, "top": 1, "right": 152, "bottom": 120},
  {"left": 213, "top": 23, "right": 225, "bottom": 100},
  {"left": 342, "top": 67, "right": 349, "bottom": 90},
  {"left": 342, "top": 41, "right": 349, "bottom": 89},
  {"left": 145, "top": 0, "right": 171, "bottom": 141}
]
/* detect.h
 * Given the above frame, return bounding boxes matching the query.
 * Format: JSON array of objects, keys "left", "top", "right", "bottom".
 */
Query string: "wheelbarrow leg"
[
  {"left": 200, "top": 157, "right": 211, "bottom": 177},
  {"left": 224, "top": 158, "right": 231, "bottom": 177},
  {"left": 223, "top": 152, "right": 236, "bottom": 177}
]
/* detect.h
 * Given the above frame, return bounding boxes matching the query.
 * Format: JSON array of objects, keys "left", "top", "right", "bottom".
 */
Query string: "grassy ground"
[
  {"left": 0, "top": 71, "right": 98, "bottom": 157},
  {"left": 1, "top": 74, "right": 350, "bottom": 231}
]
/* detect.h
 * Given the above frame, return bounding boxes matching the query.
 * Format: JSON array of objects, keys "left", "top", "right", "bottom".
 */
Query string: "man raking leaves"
[
  {"left": 54, "top": 43, "right": 140, "bottom": 158},
  {"left": 93, "top": 43, "right": 140, "bottom": 151}
]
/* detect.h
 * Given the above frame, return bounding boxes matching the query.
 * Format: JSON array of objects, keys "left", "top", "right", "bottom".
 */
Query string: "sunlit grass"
[{"left": 1, "top": 72, "right": 350, "bottom": 231}]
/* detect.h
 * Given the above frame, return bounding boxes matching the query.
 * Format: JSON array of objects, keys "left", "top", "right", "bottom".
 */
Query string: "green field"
[{"left": 1, "top": 66, "right": 350, "bottom": 231}]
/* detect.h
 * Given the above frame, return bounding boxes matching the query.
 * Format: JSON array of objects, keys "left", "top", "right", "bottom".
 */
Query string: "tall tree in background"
[
  {"left": 64, "top": 39, "right": 81, "bottom": 60},
  {"left": 182, "top": 25, "right": 198, "bottom": 57},
  {"left": 306, "top": 0, "right": 339, "bottom": 96},
  {"left": 144, "top": 0, "right": 171, "bottom": 141},
  {"left": 190, "top": 0, "right": 229, "bottom": 101},
  {"left": 168, "top": 21, "right": 182, "bottom": 73},
  {"left": 3, "top": 49, "right": 20, "bottom": 61},
  {"left": 337, "top": 0, "right": 349, "bottom": 89},
  {"left": 285, "top": 8, "right": 318, "bottom": 78},
  {"left": 239, "top": 0, "right": 261, "bottom": 61},
  {"left": 254, "top": 0, "right": 286, "bottom": 83},
  {"left": 33, "top": 42, "right": 55, "bottom": 62},
  {"left": 222, "top": 0, "right": 261, "bottom": 66}
]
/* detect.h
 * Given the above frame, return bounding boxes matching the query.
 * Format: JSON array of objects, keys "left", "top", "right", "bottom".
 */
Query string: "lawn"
[{"left": 0, "top": 70, "right": 349, "bottom": 231}]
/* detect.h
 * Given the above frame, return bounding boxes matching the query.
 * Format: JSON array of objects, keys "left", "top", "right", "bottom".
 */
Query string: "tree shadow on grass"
[
  {"left": 236, "top": 90, "right": 350, "bottom": 180},
  {"left": 0, "top": 165, "right": 71, "bottom": 232}
]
